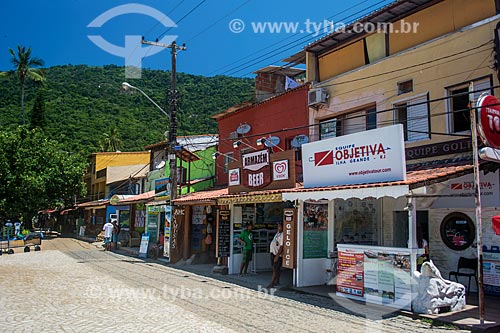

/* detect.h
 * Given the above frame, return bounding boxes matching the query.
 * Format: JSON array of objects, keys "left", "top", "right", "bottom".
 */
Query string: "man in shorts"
[
  {"left": 238, "top": 223, "right": 254, "bottom": 276},
  {"left": 102, "top": 219, "right": 114, "bottom": 251}
]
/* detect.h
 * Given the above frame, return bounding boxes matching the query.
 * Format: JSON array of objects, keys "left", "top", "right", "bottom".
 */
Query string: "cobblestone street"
[{"left": 0, "top": 238, "right": 468, "bottom": 332}]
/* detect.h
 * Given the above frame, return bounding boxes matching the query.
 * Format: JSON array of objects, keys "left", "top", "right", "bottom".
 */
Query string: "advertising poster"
[
  {"left": 377, "top": 253, "right": 395, "bottom": 302},
  {"left": 363, "top": 251, "right": 379, "bottom": 298},
  {"left": 303, "top": 202, "right": 328, "bottom": 259},
  {"left": 337, "top": 251, "right": 364, "bottom": 297},
  {"left": 393, "top": 253, "right": 412, "bottom": 304},
  {"left": 484, "top": 251, "right": 500, "bottom": 296}
]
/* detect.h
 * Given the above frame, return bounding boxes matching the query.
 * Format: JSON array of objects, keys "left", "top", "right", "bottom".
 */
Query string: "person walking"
[
  {"left": 111, "top": 219, "right": 120, "bottom": 250},
  {"left": 238, "top": 223, "right": 254, "bottom": 276},
  {"left": 267, "top": 223, "right": 283, "bottom": 289},
  {"left": 102, "top": 219, "right": 114, "bottom": 251}
]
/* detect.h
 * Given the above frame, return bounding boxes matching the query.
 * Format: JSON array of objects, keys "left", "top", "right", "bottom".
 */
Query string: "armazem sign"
[{"left": 302, "top": 124, "right": 406, "bottom": 188}]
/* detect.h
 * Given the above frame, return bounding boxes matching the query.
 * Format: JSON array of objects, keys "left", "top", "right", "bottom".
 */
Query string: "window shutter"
[
  {"left": 407, "top": 96, "right": 429, "bottom": 142},
  {"left": 473, "top": 79, "right": 491, "bottom": 102}
]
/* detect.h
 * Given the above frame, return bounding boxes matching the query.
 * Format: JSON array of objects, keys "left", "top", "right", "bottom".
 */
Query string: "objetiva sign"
[
  {"left": 477, "top": 94, "right": 500, "bottom": 149},
  {"left": 302, "top": 124, "right": 406, "bottom": 188}
]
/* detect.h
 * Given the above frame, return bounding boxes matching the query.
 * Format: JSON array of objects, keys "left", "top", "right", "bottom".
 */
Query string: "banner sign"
[
  {"left": 228, "top": 150, "right": 296, "bottom": 194},
  {"left": 282, "top": 208, "right": 296, "bottom": 269},
  {"left": 302, "top": 124, "right": 406, "bottom": 188}
]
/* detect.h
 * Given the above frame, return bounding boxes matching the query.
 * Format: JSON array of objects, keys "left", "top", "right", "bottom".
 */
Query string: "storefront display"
[
  {"left": 334, "top": 198, "right": 379, "bottom": 247},
  {"left": 303, "top": 201, "right": 328, "bottom": 259}
]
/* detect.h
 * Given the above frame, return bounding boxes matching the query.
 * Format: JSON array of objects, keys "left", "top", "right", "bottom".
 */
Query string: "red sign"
[
  {"left": 337, "top": 251, "right": 364, "bottom": 297},
  {"left": 478, "top": 94, "right": 500, "bottom": 148}
]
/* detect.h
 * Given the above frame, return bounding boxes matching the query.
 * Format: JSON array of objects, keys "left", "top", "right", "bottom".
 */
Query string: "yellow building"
[
  {"left": 84, "top": 151, "right": 150, "bottom": 201},
  {"left": 290, "top": 0, "right": 499, "bottom": 163}
]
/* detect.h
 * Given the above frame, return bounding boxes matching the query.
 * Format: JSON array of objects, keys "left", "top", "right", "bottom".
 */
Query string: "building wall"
[
  {"left": 309, "top": 16, "right": 499, "bottom": 162},
  {"left": 215, "top": 85, "right": 309, "bottom": 186},
  {"left": 310, "top": 0, "right": 497, "bottom": 82},
  {"left": 87, "top": 152, "right": 150, "bottom": 201}
]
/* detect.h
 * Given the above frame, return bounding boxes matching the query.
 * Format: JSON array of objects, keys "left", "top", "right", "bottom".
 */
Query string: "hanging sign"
[
  {"left": 477, "top": 94, "right": 500, "bottom": 149},
  {"left": 282, "top": 208, "right": 296, "bottom": 269}
]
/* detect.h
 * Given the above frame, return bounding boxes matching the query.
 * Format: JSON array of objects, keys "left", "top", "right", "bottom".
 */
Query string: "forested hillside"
[{"left": 0, "top": 65, "right": 254, "bottom": 155}]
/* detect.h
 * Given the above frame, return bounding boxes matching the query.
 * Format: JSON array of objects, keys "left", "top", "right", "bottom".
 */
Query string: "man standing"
[
  {"left": 267, "top": 223, "right": 283, "bottom": 288},
  {"left": 238, "top": 223, "right": 254, "bottom": 276},
  {"left": 102, "top": 219, "right": 114, "bottom": 251}
]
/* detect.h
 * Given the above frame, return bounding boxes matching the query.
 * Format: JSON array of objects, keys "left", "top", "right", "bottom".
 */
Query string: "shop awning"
[
  {"left": 76, "top": 199, "right": 109, "bottom": 209},
  {"left": 114, "top": 190, "right": 156, "bottom": 205},
  {"left": 282, "top": 164, "right": 474, "bottom": 202}
]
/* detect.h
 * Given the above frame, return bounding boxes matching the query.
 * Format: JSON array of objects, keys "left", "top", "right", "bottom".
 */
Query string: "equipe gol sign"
[{"left": 302, "top": 124, "right": 406, "bottom": 188}]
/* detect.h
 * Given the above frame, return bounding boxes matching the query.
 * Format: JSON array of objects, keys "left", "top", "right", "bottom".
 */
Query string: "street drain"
[{"left": 183, "top": 275, "right": 190, "bottom": 277}]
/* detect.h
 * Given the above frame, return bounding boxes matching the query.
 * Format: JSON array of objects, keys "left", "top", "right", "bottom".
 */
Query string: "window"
[
  {"left": 394, "top": 94, "right": 429, "bottom": 142},
  {"left": 440, "top": 212, "right": 475, "bottom": 251},
  {"left": 397, "top": 80, "right": 413, "bottom": 95},
  {"left": 223, "top": 152, "right": 234, "bottom": 173},
  {"left": 448, "top": 78, "right": 492, "bottom": 133},
  {"left": 319, "top": 107, "right": 377, "bottom": 140}
]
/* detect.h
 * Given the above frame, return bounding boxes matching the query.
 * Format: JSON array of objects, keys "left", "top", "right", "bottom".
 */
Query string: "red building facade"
[{"left": 213, "top": 84, "right": 309, "bottom": 186}]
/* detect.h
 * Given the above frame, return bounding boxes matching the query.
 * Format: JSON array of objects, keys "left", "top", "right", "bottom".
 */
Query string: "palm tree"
[
  {"left": 9, "top": 45, "right": 45, "bottom": 124},
  {"left": 99, "top": 128, "right": 123, "bottom": 152}
]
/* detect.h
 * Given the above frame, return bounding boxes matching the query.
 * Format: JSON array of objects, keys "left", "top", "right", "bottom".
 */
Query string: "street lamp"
[{"left": 121, "top": 82, "right": 170, "bottom": 120}]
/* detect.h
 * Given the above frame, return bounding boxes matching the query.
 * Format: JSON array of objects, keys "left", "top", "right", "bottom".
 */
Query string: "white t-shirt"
[
  {"left": 103, "top": 222, "right": 114, "bottom": 238},
  {"left": 270, "top": 231, "right": 283, "bottom": 255}
]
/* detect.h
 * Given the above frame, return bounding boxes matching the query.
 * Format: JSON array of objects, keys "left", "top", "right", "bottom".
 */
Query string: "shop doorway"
[{"left": 393, "top": 210, "right": 429, "bottom": 248}]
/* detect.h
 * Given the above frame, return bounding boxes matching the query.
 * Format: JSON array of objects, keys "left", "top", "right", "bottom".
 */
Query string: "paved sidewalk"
[{"left": 78, "top": 237, "right": 498, "bottom": 332}]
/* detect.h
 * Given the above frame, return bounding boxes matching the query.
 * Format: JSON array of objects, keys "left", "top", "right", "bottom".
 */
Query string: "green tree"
[
  {"left": 8, "top": 45, "right": 45, "bottom": 124},
  {"left": 0, "top": 127, "right": 87, "bottom": 223},
  {"left": 99, "top": 127, "right": 123, "bottom": 152},
  {"left": 29, "top": 92, "right": 47, "bottom": 130}
]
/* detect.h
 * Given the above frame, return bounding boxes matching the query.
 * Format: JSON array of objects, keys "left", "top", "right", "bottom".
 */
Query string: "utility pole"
[{"left": 141, "top": 38, "right": 186, "bottom": 204}]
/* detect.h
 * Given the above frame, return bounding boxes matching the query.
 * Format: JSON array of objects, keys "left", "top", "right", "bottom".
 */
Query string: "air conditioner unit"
[{"left": 308, "top": 88, "right": 328, "bottom": 106}]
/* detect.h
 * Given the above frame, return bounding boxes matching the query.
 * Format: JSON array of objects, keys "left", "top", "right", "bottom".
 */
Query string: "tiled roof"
[
  {"left": 117, "top": 190, "right": 156, "bottom": 205},
  {"left": 172, "top": 163, "right": 478, "bottom": 204},
  {"left": 212, "top": 84, "right": 309, "bottom": 120},
  {"left": 173, "top": 188, "right": 228, "bottom": 204}
]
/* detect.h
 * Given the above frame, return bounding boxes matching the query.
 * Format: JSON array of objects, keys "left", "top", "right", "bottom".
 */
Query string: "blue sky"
[{"left": 0, "top": 0, "right": 394, "bottom": 78}]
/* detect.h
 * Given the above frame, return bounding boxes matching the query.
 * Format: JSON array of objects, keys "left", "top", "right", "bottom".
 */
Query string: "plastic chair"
[{"left": 449, "top": 257, "right": 478, "bottom": 294}]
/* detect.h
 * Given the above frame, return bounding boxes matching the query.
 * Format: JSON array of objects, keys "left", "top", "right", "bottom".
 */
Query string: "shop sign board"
[
  {"left": 477, "top": 94, "right": 500, "bottom": 149},
  {"left": 282, "top": 208, "right": 296, "bottom": 269},
  {"left": 273, "top": 160, "right": 289, "bottom": 181},
  {"left": 155, "top": 177, "right": 171, "bottom": 197},
  {"left": 302, "top": 124, "right": 406, "bottom": 188},
  {"left": 430, "top": 170, "right": 498, "bottom": 208},
  {"left": 217, "top": 210, "right": 231, "bottom": 257},
  {"left": 242, "top": 149, "right": 271, "bottom": 188},
  {"left": 228, "top": 150, "right": 296, "bottom": 194}
]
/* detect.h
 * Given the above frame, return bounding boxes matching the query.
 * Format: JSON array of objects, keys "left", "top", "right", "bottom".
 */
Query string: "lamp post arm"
[{"left": 134, "top": 87, "right": 170, "bottom": 120}]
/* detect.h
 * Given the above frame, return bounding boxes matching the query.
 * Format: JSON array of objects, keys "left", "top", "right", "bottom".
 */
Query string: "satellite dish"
[
  {"left": 264, "top": 136, "right": 280, "bottom": 147},
  {"left": 291, "top": 134, "right": 309, "bottom": 148},
  {"left": 236, "top": 123, "right": 251, "bottom": 134},
  {"left": 155, "top": 160, "right": 166, "bottom": 169}
]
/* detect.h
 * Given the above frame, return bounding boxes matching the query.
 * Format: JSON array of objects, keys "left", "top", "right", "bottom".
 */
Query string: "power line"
[
  {"left": 156, "top": 0, "right": 207, "bottom": 40},
  {"left": 185, "top": 0, "right": 252, "bottom": 43},
  {"left": 207, "top": 0, "right": 384, "bottom": 76},
  {"left": 220, "top": 0, "right": 391, "bottom": 76}
]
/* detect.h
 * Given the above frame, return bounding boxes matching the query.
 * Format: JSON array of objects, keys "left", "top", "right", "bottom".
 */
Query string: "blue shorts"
[
  {"left": 112, "top": 234, "right": 118, "bottom": 242},
  {"left": 104, "top": 237, "right": 112, "bottom": 244}
]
